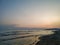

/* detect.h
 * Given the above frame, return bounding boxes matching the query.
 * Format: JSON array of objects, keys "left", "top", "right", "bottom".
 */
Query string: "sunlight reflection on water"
[{"left": 0, "top": 30, "right": 54, "bottom": 45}]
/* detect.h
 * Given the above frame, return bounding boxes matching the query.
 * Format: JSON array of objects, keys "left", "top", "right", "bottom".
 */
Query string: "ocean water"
[{"left": 0, "top": 30, "right": 54, "bottom": 45}]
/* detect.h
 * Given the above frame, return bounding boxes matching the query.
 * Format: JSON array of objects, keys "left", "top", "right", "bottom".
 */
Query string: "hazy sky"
[{"left": 1, "top": 0, "right": 60, "bottom": 28}]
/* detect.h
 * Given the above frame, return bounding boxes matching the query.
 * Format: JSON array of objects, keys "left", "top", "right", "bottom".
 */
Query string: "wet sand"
[{"left": 35, "top": 30, "right": 60, "bottom": 45}]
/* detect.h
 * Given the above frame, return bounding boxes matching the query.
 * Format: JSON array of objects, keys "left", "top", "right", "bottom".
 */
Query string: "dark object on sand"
[{"left": 36, "top": 30, "right": 60, "bottom": 45}]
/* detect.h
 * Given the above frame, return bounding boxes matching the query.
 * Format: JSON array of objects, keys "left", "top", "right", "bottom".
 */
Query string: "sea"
[{"left": 0, "top": 29, "right": 54, "bottom": 45}]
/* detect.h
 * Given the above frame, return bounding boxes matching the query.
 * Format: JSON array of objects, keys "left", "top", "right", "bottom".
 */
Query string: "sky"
[{"left": 1, "top": 0, "right": 60, "bottom": 28}]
